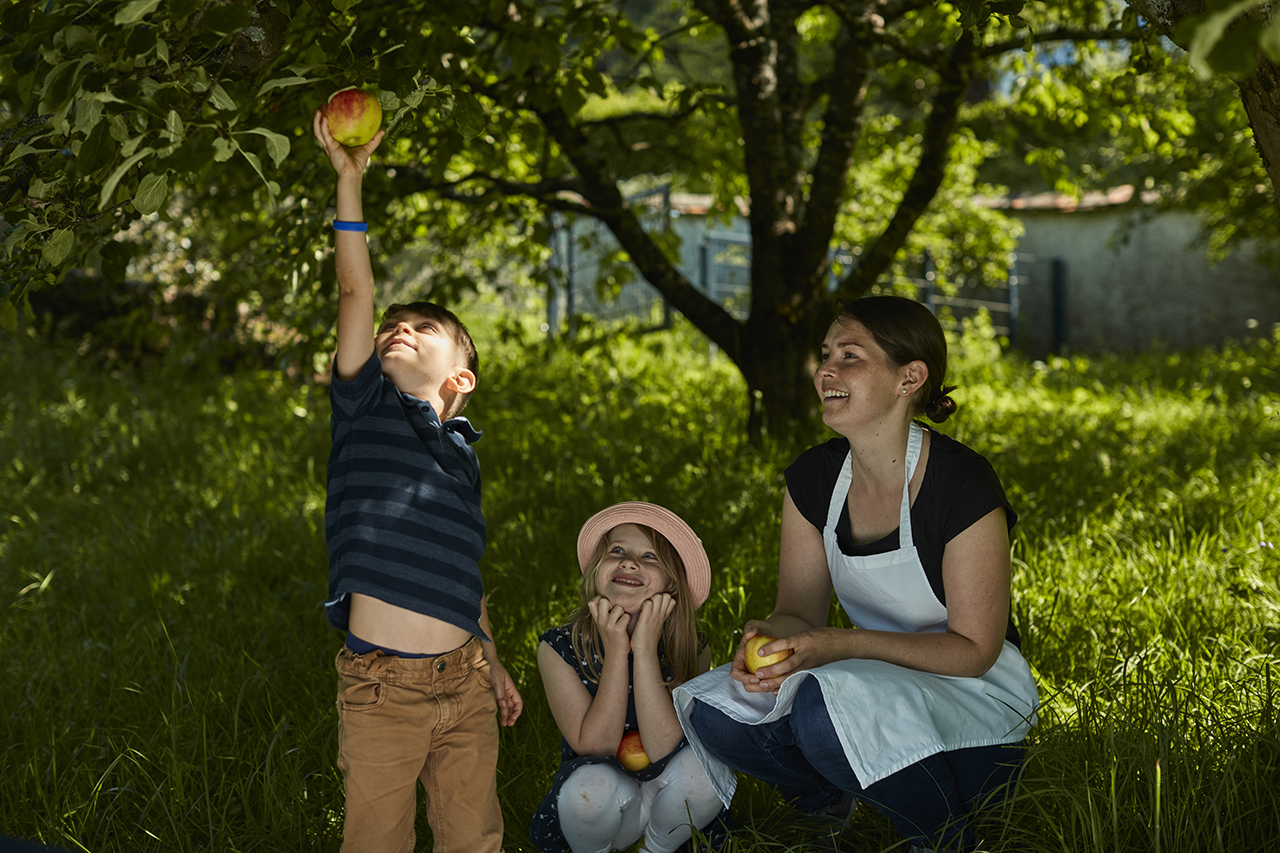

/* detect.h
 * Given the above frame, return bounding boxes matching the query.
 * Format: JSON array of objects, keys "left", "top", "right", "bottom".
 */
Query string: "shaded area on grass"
[{"left": 2, "top": 317, "right": 1278, "bottom": 851}]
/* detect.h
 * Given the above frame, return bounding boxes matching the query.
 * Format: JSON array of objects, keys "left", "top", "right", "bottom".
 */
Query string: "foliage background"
[
  {"left": 4, "top": 0, "right": 1277, "bottom": 433},
  {"left": 2, "top": 312, "right": 1278, "bottom": 851}
]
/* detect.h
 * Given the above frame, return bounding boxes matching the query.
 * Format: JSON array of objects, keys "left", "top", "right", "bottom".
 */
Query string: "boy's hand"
[
  {"left": 588, "top": 596, "right": 631, "bottom": 660},
  {"left": 487, "top": 658, "right": 523, "bottom": 727},
  {"left": 630, "top": 593, "right": 675, "bottom": 659},
  {"left": 313, "top": 109, "right": 384, "bottom": 177}
]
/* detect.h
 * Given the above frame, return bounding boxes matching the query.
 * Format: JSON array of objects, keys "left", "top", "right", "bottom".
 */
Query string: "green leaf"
[
  {"left": 1260, "top": 13, "right": 1280, "bottom": 61},
  {"left": 0, "top": 298, "right": 15, "bottom": 332},
  {"left": 74, "top": 97, "right": 105, "bottom": 137},
  {"left": 240, "top": 127, "right": 290, "bottom": 167},
  {"left": 64, "top": 25, "right": 97, "bottom": 54},
  {"left": 1187, "top": 0, "right": 1261, "bottom": 79},
  {"left": 38, "top": 60, "right": 81, "bottom": 116},
  {"left": 213, "top": 138, "right": 235, "bottom": 162},
  {"left": 238, "top": 145, "right": 267, "bottom": 182},
  {"left": 134, "top": 172, "right": 169, "bottom": 215},
  {"left": 334, "top": 0, "right": 364, "bottom": 12},
  {"left": 121, "top": 134, "right": 146, "bottom": 158},
  {"left": 114, "top": 0, "right": 163, "bottom": 25},
  {"left": 209, "top": 83, "right": 237, "bottom": 111},
  {"left": 256, "top": 76, "right": 311, "bottom": 98},
  {"left": 163, "top": 110, "right": 185, "bottom": 144},
  {"left": 42, "top": 229, "right": 73, "bottom": 267},
  {"left": 453, "top": 90, "right": 485, "bottom": 140},
  {"left": 3, "top": 222, "right": 35, "bottom": 258},
  {"left": 77, "top": 122, "right": 116, "bottom": 173},
  {"left": 8, "top": 141, "right": 59, "bottom": 164},
  {"left": 28, "top": 178, "right": 60, "bottom": 200},
  {"left": 98, "top": 147, "right": 155, "bottom": 211}
]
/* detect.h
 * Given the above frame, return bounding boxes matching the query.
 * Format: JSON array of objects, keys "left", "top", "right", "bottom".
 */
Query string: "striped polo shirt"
[{"left": 324, "top": 353, "right": 489, "bottom": 641}]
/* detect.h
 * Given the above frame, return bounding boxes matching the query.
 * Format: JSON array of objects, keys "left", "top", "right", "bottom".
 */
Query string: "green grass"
[{"left": 2, "top": 315, "right": 1278, "bottom": 852}]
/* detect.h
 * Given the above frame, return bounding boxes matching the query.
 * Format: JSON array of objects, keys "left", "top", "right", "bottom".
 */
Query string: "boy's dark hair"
[{"left": 381, "top": 301, "right": 479, "bottom": 417}]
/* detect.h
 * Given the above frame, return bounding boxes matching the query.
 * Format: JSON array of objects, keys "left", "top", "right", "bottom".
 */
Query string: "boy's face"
[{"left": 375, "top": 310, "right": 465, "bottom": 393}]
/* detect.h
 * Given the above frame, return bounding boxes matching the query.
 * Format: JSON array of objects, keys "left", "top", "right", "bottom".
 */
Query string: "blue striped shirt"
[{"left": 324, "top": 354, "right": 489, "bottom": 641}]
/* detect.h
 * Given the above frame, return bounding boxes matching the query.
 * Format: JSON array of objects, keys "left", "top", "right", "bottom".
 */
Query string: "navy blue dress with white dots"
[{"left": 527, "top": 625, "right": 727, "bottom": 852}]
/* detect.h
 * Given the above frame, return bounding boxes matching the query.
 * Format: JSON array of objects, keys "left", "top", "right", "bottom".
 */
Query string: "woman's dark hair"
[{"left": 835, "top": 296, "right": 958, "bottom": 423}]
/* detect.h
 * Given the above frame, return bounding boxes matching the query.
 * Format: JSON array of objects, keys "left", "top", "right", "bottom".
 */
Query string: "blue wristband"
[{"left": 333, "top": 220, "right": 368, "bottom": 232}]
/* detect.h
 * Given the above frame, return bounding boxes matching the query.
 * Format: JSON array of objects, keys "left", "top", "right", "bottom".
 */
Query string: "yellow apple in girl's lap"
[
  {"left": 616, "top": 730, "right": 650, "bottom": 772},
  {"left": 745, "top": 634, "right": 793, "bottom": 674}
]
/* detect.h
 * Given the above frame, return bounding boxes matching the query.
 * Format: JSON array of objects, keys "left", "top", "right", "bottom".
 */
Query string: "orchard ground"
[{"left": 2, "top": 312, "right": 1277, "bottom": 852}]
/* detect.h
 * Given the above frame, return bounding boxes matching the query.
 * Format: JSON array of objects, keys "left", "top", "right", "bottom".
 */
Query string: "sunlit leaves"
[
  {"left": 98, "top": 147, "right": 156, "bottom": 211},
  {"left": 42, "top": 230, "right": 74, "bottom": 267},
  {"left": 1178, "top": 0, "right": 1280, "bottom": 79},
  {"left": 113, "top": 0, "right": 163, "bottom": 26},
  {"left": 452, "top": 91, "right": 486, "bottom": 140},
  {"left": 133, "top": 173, "right": 170, "bottom": 215}
]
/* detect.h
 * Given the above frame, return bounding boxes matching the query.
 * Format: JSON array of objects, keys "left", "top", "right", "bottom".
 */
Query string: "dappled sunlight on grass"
[{"left": 2, "top": 318, "right": 1278, "bottom": 851}]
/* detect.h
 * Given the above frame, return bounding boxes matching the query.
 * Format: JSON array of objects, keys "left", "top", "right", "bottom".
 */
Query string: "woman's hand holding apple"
[{"left": 730, "top": 620, "right": 774, "bottom": 690}]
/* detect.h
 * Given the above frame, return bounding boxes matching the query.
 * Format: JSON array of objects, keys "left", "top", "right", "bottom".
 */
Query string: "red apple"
[
  {"left": 321, "top": 87, "right": 382, "bottom": 147},
  {"left": 744, "top": 634, "right": 793, "bottom": 675},
  {"left": 616, "top": 730, "right": 650, "bottom": 772}
]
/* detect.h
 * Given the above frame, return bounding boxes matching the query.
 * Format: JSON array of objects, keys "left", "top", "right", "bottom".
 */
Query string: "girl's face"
[{"left": 594, "top": 524, "right": 672, "bottom": 614}]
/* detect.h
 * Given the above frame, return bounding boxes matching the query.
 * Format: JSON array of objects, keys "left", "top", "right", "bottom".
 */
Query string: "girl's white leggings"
[{"left": 556, "top": 747, "right": 723, "bottom": 853}]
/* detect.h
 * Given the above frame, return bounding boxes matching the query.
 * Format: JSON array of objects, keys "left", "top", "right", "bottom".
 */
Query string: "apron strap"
[
  {"left": 826, "top": 422, "right": 924, "bottom": 547},
  {"left": 899, "top": 422, "right": 923, "bottom": 549}
]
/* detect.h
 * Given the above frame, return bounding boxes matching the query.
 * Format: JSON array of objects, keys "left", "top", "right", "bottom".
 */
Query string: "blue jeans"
[{"left": 688, "top": 678, "right": 1024, "bottom": 851}]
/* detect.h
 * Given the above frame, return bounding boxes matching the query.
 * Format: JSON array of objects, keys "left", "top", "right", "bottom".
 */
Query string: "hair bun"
[{"left": 925, "top": 385, "right": 958, "bottom": 423}]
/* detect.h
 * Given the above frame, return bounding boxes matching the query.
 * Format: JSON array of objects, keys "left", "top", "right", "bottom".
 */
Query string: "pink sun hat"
[{"left": 576, "top": 502, "right": 712, "bottom": 609}]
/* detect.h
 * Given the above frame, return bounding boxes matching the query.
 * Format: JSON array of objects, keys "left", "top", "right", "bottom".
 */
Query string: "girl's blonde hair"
[{"left": 566, "top": 523, "right": 701, "bottom": 687}]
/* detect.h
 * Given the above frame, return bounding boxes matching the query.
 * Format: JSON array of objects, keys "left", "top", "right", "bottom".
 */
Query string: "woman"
[{"left": 674, "top": 296, "right": 1038, "bottom": 853}]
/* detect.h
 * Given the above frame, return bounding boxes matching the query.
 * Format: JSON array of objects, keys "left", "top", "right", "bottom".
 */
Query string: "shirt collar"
[{"left": 396, "top": 387, "right": 482, "bottom": 444}]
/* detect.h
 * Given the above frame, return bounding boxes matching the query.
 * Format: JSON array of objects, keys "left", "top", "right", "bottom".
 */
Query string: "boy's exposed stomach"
[{"left": 347, "top": 593, "right": 473, "bottom": 654}]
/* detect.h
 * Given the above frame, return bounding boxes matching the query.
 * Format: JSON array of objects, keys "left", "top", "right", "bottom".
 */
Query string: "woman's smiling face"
[
  {"left": 814, "top": 317, "right": 907, "bottom": 432},
  {"left": 594, "top": 524, "right": 671, "bottom": 613}
]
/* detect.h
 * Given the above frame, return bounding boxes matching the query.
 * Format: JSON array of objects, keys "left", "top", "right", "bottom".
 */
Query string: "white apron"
[{"left": 676, "top": 423, "right": 1039, "bottom": 808}]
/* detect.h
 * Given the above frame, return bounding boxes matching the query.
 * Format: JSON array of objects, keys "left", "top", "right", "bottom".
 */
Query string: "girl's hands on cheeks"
[
  {"left": 588, "top": 596, "right": 631, "bottom": 659},
  {"left": 312, "top": 110, "right": 384, "bottom": 177},
  {"left": 630, "top": 593, "right": 675, "bottom": 658}
]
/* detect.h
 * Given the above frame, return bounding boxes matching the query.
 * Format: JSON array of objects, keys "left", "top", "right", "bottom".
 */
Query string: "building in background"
[{"left": 547, "top": 186, "right": 1279, "bottom": 358}]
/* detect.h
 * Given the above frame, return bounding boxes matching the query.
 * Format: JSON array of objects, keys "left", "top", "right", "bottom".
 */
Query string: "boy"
[{"left": 313, "top": 110, "right": 522, "bottom": 853}]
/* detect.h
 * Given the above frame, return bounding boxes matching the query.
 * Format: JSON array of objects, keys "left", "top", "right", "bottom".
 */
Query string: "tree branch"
[
  {"left": 385, "top": 165, "right": 593, "bottom": 213},
  {"left": 982, "top": 27, "right": 1149, "bottom": 57},
  {"left": 796, "top": 22, "right": 872, "bottom": 278},
  {"left": 534, "top": 101, "right": 744, "bottom": 359},
  {"left": 836, "top": 29, "right": 976, "bottom": 299}
]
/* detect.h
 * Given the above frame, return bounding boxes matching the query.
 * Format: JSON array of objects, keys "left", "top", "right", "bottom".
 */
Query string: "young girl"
[{"left": 528, "top": 502, "right": 727, "bottom": 853}]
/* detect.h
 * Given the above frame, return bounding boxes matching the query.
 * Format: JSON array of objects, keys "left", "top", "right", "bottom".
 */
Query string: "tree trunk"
[
  {"left": 739, "top": 310, "right": 820, "bottom": 441},
  {"left": 1238, "top": 59, "right": 1280, "bottom": 201}
]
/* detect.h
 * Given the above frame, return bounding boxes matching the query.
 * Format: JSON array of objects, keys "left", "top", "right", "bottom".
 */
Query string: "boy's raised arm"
[{"left": 313, "top": 110, "right": 385, "bottom": 382}]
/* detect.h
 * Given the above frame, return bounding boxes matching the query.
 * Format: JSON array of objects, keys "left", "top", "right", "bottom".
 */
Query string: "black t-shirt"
[{"left": 785, "top": 426, "right": 1021, "bottom": 646}]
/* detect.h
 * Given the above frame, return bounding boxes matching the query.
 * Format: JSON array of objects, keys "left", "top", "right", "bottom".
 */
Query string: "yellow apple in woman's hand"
[
  {"left": 616, "top": 730, "right": 650, "bottom": 772},
  {"left": 745, "top": 634, "right": 793, "bottom": 674}
]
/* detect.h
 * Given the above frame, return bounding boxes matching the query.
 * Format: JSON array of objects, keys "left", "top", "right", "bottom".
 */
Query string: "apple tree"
[{"left": 1, "top": 0, "right": 1273, "bottom": 435}]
